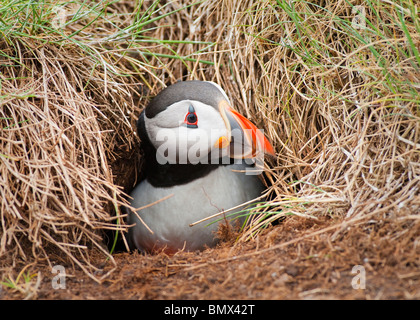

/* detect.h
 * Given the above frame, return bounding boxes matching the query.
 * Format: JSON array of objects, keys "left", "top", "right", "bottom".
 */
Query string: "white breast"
[{"left": 128, "top": 164, "right": 264, "bottom": 252}]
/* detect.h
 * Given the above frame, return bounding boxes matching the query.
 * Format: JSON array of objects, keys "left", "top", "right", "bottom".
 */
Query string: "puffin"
[{"left": 128, "top": 80, "right": 274, "bottom": 253}]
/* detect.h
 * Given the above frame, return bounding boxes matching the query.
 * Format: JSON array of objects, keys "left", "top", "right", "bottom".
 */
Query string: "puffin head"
[{"left": 138, "top": 80, "right": 274, "bottom": 166}]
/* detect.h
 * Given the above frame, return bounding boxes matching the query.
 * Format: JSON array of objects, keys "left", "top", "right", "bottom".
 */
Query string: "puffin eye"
[
  {"left": 184, "top": 105, "right": 198, "bottom": 128},
  {"left": 187, "top": 113, "right": 197, "bottom": 123}
]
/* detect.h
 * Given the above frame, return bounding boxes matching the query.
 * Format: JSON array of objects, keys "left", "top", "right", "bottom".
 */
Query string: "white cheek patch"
[{"left": 145, "top": 100, "right": 228, "bottom": 164}]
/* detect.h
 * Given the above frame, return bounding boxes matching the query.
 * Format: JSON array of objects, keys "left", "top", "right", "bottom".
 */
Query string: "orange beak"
[{"left": 216, "top": 100, "right": 275, "bottom": 159}]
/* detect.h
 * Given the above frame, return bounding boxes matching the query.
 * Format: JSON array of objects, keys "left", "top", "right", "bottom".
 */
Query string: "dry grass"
[
  {"left": 0, "top": 40, "right": 138, "bottom": 279},
  {"left": 1, "top": 0, "right": 419, "bottom": 291}
]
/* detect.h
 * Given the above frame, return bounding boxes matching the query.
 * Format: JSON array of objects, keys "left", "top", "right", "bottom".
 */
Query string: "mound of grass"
[
  {"left": 206, "top": 0, "right": 419, "bottom": 238},
  {"left": 0, "top": 0, "right": 213, "bottom": 280}
]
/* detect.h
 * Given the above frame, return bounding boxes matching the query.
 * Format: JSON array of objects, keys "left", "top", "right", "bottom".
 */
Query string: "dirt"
[{"left": 2, "top": 215, "right": 418, "bottom": 300}]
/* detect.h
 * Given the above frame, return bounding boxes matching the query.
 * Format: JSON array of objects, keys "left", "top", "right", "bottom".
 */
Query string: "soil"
[{"left": 2, "top": 215, "right": 419, "bottom": 300}]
